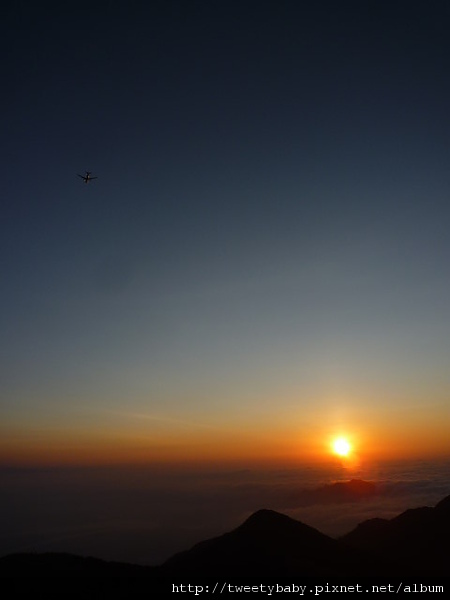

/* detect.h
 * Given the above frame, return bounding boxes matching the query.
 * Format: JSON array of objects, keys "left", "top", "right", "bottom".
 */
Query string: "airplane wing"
[{"left": 77, "top": 174, "right": 85, "bottom": 178}]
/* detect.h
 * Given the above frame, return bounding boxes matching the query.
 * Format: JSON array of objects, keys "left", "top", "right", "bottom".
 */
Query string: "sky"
[{"left": 1, "top": 0, "right": 450, "bottom": 469}]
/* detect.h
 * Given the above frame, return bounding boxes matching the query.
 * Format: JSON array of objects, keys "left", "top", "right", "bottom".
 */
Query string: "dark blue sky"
[{"left": 1, "top": 1, "right": 450, "bottom": 465}]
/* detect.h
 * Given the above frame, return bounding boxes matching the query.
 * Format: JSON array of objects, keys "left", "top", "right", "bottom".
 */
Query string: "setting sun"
[{"left": 332, "top": 437, "right": 351, "bottom": 457}]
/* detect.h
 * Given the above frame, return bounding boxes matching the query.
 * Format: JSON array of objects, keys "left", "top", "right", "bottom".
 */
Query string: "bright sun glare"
[{"left": 332, "top": 437, "right": 351, "bottom": 457}]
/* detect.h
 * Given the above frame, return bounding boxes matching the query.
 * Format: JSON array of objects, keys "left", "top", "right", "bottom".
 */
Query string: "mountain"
[
  {"left": 0, "top": 552, "right": 156, "bottom": 577},
  {"left": 341, "top": 493, "right": 450, "bottom": 575},
  {"left": 161, "top": 508, "right": 391, "bottom": 576},
  {"left": 1, "top": 493, "right": 449, "bottom": 577}
]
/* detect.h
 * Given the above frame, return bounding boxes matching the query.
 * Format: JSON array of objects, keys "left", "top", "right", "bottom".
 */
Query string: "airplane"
[{"left": 77, "top": 171, "right": 98, "bottom": 183}]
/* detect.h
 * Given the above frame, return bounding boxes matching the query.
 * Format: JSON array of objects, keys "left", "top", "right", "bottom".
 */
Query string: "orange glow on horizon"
[{"left": 2, "top": 405, "right": 450, "bottom": 469}]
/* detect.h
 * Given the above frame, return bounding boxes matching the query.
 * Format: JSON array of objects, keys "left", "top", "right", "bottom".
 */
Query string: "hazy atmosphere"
[
  {"left": 2, "top": 459, "right": 449, "bottom": 565},
  {"left": 1, "top": 0, "right": 450, "bottom": 567}
]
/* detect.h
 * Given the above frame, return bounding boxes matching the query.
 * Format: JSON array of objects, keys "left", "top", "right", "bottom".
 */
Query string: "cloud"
[
  {"left": 284, "top": 478, "right": 379, "bottom": 507},
  {"left": 1, "top": 463, "right": 448, "bottom": 564}
]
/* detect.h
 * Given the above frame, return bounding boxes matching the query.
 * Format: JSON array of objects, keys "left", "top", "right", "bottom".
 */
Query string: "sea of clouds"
[{"left": 1, "top": 457, "right": 449, "bottom": 565}]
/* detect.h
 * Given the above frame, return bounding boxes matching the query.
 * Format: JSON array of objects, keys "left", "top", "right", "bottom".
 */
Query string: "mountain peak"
[
  {"left": 2, "top": 493, "right": 450, "bottom": 577},
  {"left": 241, "top": 508, "right": 302, "bottom": 529},
  {"left": 238, "top": 508, "right": 330, "bottom": 542},
  {"left": 435, "top": 494, "right": 450, "bottom": 512}
]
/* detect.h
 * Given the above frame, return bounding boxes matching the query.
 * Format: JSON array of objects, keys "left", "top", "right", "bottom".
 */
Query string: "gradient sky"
[{"left": 2, "top": 0, "right": 450, "bottom": 467}]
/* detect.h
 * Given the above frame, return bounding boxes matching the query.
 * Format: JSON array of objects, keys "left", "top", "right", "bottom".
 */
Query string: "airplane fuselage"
[{"left": 78, "top": 171, "right": 97, "bottom": 183}]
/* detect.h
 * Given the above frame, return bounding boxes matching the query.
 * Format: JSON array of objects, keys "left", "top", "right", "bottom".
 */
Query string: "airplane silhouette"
[{"left": 77, "top": 171, "right": 98, "bottom": 183}]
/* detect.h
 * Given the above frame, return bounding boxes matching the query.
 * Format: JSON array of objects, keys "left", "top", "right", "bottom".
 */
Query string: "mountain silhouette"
[
  {"left": 161, "top": 508, "right": 390, "bottom": 576},
  {"left": 1, "top": 491, "right": 449, "bottom": 577},
  {"left": 0, "top": 552, "right": 155, "bottom": 577},
  {"left": 341, "top": 492, "right": 450, "bottom": 575}
]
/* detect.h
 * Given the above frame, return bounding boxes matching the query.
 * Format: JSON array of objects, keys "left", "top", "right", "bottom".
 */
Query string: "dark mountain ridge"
[
  {"left": 162, "top": 508, "right": 390, "bottom": 577},
  {"left": 340, "top": 495, "right": 450, "bottom": 575},
  {"left": 1, "top": 490, "right": 449, "bottom": 577}
]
